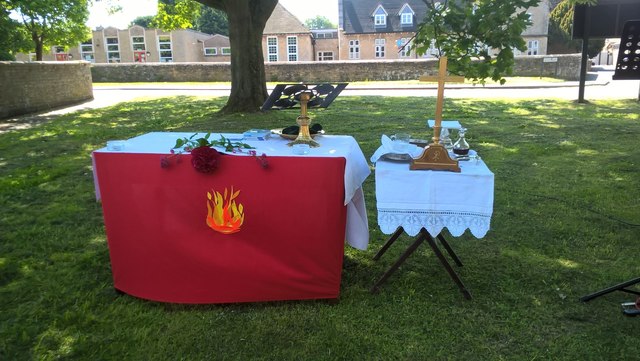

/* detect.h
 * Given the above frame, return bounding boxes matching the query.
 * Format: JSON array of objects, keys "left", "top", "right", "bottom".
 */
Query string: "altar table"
[
  {"left": 93, "top": 132, "right": 370, "bottom": 304},
  {"left": 372, "top": 155, "right": 494, "bottom": 299}
]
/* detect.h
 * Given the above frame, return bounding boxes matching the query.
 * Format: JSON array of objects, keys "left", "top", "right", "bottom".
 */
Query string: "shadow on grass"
[{"left": 1, "top": 96, "right": 639, "bottom": 360}]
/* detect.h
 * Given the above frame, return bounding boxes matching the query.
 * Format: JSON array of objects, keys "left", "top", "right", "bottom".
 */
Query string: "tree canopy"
[
  {"left": 413, "top": 0, "right": 541, "bottom": 84},
  {"left": 3, "top": 0, "right": 90, "bottom": 60},
  {"left": 549, "top": 0, "right": 604, "bottom": 58},
  {"left": 304, "top": 16, "right": 336, "bottom": 30},
  {"left": 0, "top": 5, "right": 30, "bottom": 60},
  {"left": 130, "top": 15, "right": 155, "bottom": 28},
  {"left": 157, "top": 0, "right": 277, "bottom": 113}
]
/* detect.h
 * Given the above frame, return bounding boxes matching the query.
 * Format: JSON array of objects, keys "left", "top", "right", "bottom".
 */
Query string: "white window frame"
[
  {"left": 221, "top": 47, "right": 231, "bottom": 55},
  {"left": 80, "top": 40, "right": 95, "bottom": 63},
  {"left": 375, "top": 38, "right": 385, "bottom": 58},
  {"left": 349, "top": 39, "right": 360, "bottom": 59},
  {"left": 373, "top": 5, "right": 387, "bottom": 27},
  {"left": 158, "top": 35, "right": 173, "bottom": 62},
  {"left": 204, "top": 47, "right": 217, "bottom": 56},
  {"left": 131, "top": 36, "right": 146, "bottom": 52},
  {"left": 527, "top": 40, "right": 539, "bottom": 56},
  {"left": 317, "top": 51, "right": 334, "bottom": 61},
  {"left": 105, "top": 36, "right": 120, "bottom": 63},
  {"left": 399, "top": 38, "right": 412, "bottom": 58},
  {"left": 401, "top": 13, "right": 413, "bottom": 25},
  {"left": 399, "top": 4, "right": 414, "bottom": 25},
  {"left": 287, "top": 36, "right": 298, "bottom": 62},
  {"left": 267, "top": 36, "right": 278, "bottom": 62}
]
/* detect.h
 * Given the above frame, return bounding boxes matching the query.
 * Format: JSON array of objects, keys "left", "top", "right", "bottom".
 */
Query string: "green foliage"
[
  {"left": 548, "top": 20, "right": 604, "bottom": 58},
  {"left": 129, "top": 15, "right": 155, "bottom": 28},
  {"left": 1, "top": 96, "right": 639, "bottom": 360},
  {"left": 0, "top": 11, "right": 30, "bottom": 58},
  {"left": 5, "top": 0, "right": 90, "bottom": 60},
  {"left": 193, "top": 5, "right": 228, "bottom": 35},
  {"left": 152, "top": 0, "right": 201, "bottom": 31},
  {"left": 304, "top": 15, "right": 336, "bottom": 30},
  {"left": 414, "top": 0, "right": 540, "bottom": 85},
  {"left": 549, "top": 0, "right": 604, "bottom": 58},
  {"left": 173, "top": 132, "right": 253, "bottom": 152}
]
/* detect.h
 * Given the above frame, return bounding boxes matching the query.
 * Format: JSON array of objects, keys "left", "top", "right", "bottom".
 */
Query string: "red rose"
[{"left": 190, "top": 146, "right": 219, "bottom": 173}]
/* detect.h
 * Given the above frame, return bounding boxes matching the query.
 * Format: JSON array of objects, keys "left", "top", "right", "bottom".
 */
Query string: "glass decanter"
[
  {"left": 453, "top": 128, "right": 470, "bottom": 156},
  {"left": 440, "top": 128, "right": 454, "bottom": 152}
]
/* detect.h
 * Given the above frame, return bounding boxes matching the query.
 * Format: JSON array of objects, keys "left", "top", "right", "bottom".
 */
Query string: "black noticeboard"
[{"left": 572, "top": 0, "right": 640, "bottom": 39}]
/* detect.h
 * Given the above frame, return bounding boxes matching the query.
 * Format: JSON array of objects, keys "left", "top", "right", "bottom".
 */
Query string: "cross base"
[{"left": 410, "top": 143, "right": 460, "bottom": 172}]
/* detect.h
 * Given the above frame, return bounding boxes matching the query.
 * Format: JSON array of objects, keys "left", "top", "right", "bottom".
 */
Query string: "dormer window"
[
  {"left": 399, "top": 4, "right": 415, "bottom": 26},
  {"left": 373, "top": 5, "right": 388, "bottom": 27}
]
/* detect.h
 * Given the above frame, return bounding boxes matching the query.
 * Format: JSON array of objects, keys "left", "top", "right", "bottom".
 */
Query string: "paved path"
[{"left": 2, "top": 66, "right": 638, "bottom": 134}]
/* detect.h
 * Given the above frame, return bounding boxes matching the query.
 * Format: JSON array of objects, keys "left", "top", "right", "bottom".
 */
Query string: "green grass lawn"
[{"left": 1, "top": 96, "right": 639, "bottom": 360}]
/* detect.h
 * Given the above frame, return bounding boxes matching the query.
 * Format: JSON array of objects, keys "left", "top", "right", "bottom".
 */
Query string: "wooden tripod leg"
[
  {"left": 373, "top": 227, "right": 404, "bottom": 261},
  {"left": 370, "top": 232, "right": 425, "bottom": 294},
  {"left": 423, "top": 230, "right": 472, "bottom": 300},
  {"left": 437, "top": 233, "right": 463, "bottom": 267}
]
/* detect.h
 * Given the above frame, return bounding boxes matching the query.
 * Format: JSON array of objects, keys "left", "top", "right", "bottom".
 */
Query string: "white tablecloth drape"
[
  {"left": 375, "top": 155, "right": 494, "bottom": 238},
  {"left": 93, "top": 132, "right": 371, "bottom": 250}
]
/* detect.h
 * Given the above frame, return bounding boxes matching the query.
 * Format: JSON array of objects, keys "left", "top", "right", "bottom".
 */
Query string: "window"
[
  {"left": 399, "top": 4, "right": 414, "bottom": 25},
  {"left": 373, "top": 5, "right": 387, "bottom": 27},
  {"left": 105, "top": 36, "right": 120, "bottom": 63},
  {"left": 399, "top": 38, "right": 411, "bottom": 57},
  {"left": 317, "top": 51, "right": 334, "bottom": 61},
  {"left": 426, "top": 40, "right": 438, "bottom": 57},
  {"left": 267, "top": 36, "right": 278, "bottom": 62},
  {"left": 375, "top": 38, "right": 385, "bottom": 58},
  {"left": 401, "top": 13, "right": 413, "bottom": 25},
  {"left": 287, "top": 36, "right": 298, "bottom": 61},
  {"left": 80, "top": 40, "right": 95, "bottom": 63},
  {"left": 221, "top": 47, "right": 231, "bottom": 55},
  {"left": 131, "top": 36, "right": 146, "bottom": 51},
  {"left": 314, "top": 31, "right": 336, "bottom": 39},
  {"left": 349, "top": 39, "right": 360, "bottom": 59},
  {"left": 158, "top": 35, "right": 173, "bottom": 62},
  {"left": 204, "top": 47, "right": 217, "bottom": 56},
  {"left": 527, "top": 40, "right": 539, "bottom": 55}
]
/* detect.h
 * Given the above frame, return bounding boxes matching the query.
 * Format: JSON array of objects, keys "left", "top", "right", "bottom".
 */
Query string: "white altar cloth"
[{"left": 375, "top": 156, "right": 494, "bottom": 238}]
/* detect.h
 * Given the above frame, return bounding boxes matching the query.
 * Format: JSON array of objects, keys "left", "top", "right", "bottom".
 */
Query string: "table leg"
[
  {"left": 423, "top": 229, "right": 472, "bottom": 300},
  {"left": 373, "top": 226, "right": 405, "bottom": 261},
  {"left": 370, "top": 232, "right": 425, "bottom": 293},
  {"left": 437, "top": 233, "right": 463, "bottom": 267}
]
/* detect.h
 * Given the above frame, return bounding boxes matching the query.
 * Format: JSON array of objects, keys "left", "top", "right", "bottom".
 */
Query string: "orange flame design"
[{"left": 206, "top": 187, "right": 244, "bottom": 234}]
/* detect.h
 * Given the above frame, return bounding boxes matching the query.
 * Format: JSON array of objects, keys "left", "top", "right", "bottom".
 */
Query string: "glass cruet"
[
  {"left": 453, "top": 127, "right": 470, "bottom": 156},
  {"left": 441, "top": 128, "right": 454, "bottom": 152}
]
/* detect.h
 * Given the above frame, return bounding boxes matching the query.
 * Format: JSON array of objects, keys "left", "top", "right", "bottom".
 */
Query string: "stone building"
[
  {"left": 16, "top": 26, "right": 231, "bottom": 63},
  {"left": 337, "top": 0, "right": 551, "bottom": 60},
  {"left": 16, "top": 1, "right": 550, "bottom": 63}
]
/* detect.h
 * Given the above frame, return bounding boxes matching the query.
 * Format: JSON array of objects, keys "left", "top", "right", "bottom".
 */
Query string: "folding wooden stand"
[
  {"left": 580, "top": 277, "right": 640, "bottom": 302},
  {"left": 371, "top": 227, "right": 472, "bottom": 300}
]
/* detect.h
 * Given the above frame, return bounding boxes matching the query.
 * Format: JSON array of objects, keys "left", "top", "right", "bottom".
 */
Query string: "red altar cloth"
[{"left": 94, "top": 152, "right": 347, "bottom": 304}]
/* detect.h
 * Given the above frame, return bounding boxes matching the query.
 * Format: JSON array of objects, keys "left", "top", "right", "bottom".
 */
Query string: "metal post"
[{"left": 578, "top": 6, "right": 591, "bottom": 103}]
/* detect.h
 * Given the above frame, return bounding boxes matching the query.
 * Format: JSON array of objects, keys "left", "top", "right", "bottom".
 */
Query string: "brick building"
[
  {"left": 16, "top": 1, "right": 550, "bottom": 63},
  {"left": 337, "top": 0, "right": 551, "bottom": 60}
]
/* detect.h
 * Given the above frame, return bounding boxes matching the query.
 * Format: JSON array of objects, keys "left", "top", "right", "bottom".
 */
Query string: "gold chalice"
[{"left": 288, "top": 91, "right": 320, "bottom": 147}]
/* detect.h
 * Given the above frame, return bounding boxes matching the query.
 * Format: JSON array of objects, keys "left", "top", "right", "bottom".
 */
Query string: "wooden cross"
[{"left": 411, "top": 56, "right": 463, "bottom": 172}]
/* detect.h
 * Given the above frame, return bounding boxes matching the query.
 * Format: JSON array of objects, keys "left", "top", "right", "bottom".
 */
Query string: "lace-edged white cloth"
[
  {"left": 378, "top": 209, "right": 491, "bottom": 238},
  {"left": 375, "top": 156, "right": 494, "bottom": 238}
]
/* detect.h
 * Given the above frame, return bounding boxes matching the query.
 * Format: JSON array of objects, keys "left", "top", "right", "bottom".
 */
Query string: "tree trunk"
[
  {"left": 33, "top": 33, "right": 43, "bottom": 61},
  {"left": 196, "top": 0, "right": 277, "bottom": 113}
]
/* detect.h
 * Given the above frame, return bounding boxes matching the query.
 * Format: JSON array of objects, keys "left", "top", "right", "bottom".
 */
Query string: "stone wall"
[
  {"left": 0, "top": 61, "right": 93, "bottom": 119},
  {"left": 91, "top": 54, "right": 583, "bottom": 83}
]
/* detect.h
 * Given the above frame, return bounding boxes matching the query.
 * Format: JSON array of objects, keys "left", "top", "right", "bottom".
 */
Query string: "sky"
[{"left": 87, "top": 0, "right": 339, "bottom": 29}]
